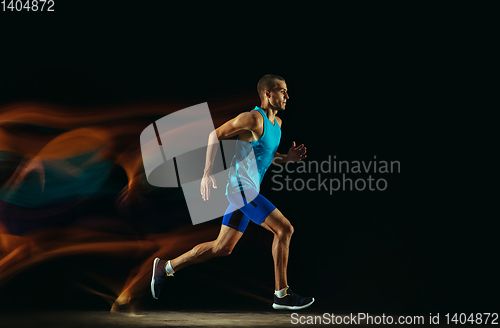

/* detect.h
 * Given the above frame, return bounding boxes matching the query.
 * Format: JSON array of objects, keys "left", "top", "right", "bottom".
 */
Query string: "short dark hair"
[{"left": 257, "top": 74, "right": 285, "bottom": 99}]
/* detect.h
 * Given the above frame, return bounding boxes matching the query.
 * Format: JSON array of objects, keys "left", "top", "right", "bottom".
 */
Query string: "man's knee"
[{"left": 276, "top": 220, "right": 294, "bottom": 240}]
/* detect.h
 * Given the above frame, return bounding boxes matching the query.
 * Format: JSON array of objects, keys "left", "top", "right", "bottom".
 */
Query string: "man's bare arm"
[
  {"left": 274, "top": 152, "right": 289, "bottom": 164},
  {"left": 201, "top": 112, "right": 261, "bottom": 200}
]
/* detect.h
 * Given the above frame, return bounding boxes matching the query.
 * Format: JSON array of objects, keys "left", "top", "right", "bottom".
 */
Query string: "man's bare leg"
[
  {"left": 260, "top": 208, "right": 294, "bottom": 291},
  {"left": 170, "top": 225, "right": 243, "bottom": 272},
  {"left": 261, "top": 208, "right": 314, "bottom": 310},
  {"left": 152, "top": 225, "right": 242, "bottom": 299}
]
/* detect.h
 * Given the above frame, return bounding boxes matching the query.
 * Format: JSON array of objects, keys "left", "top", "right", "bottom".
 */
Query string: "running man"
[{"left": 151, "top": 74, "right": 314, "bottom": 310}]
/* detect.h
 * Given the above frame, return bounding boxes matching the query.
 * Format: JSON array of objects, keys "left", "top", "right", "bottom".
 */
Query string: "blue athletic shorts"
[{"left": 222, "top": 189, "right": 276, "bottom": 233}]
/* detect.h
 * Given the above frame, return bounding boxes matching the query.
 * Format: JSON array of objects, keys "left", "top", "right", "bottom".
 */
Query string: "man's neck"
[{"left": 259, "top": 104, "right": 279, "bottom": 122}]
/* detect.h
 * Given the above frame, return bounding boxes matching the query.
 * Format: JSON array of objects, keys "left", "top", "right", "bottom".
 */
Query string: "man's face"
[{"left": 268, "top": 80, "right": 289, "bottom": 110}]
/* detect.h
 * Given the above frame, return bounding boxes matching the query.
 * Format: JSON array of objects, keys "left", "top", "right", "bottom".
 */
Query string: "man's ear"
[{"left": 265, "top": 90, "right": 271, "bottom": 98}]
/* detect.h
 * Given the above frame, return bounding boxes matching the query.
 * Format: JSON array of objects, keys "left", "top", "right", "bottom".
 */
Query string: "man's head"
[{"left": 257, "top": 74, "right": 289, "bottom": 110}]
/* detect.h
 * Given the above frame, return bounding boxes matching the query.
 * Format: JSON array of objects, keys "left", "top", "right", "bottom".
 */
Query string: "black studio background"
[{"left": 0, "top": 1, "right": 497, "bottom": 318}]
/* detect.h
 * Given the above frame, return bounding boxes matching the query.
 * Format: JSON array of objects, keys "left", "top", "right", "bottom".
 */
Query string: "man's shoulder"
[
  {"left": 233, "top": 110, "right": 263, "bottom": 130},
  {"left": 249, "top": 109, "right": 264, "bottom": 120},
  {"left": 239, "top": 109, "right": 264, "bottom": 124}
]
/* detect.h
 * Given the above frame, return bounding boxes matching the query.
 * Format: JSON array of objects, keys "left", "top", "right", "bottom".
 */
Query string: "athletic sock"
[
  {"left": 275, "top": 286, "right": 289, "bottom": 298},
  {"left": 165, "top": 260, "right": 175, "bottom": 275}
]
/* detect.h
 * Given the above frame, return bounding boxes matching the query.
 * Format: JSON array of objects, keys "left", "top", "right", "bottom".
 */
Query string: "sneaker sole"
[
  {"left": 151, "top": 257, "right": 160, "bottom": 299},
  {"left": 272, "top": 298, "right": 315, "bottom": 310}
]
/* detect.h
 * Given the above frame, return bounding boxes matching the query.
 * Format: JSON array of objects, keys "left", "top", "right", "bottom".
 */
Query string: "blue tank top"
[{"left": 226, "top": 106, "right": 282, "bottom": 195}]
